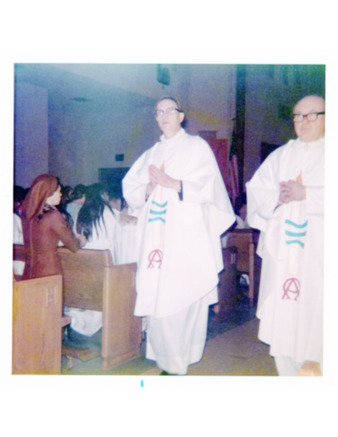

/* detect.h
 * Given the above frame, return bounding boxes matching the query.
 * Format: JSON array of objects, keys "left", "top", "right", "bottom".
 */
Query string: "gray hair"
[{"left": 155, "top": 96, "right": 183, "bottom": 112}]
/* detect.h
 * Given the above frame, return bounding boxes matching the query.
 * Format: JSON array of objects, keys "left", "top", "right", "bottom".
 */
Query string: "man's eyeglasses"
[
  {"left": 154, "top": 107, "right": 182, "bottom": 117},
  {"left": 293, "top": 112, "right": 325, "bottom": 123}
]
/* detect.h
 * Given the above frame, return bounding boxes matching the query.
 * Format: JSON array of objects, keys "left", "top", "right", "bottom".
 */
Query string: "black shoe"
[{"left": 159, "top": 370, "right": 180, "bottom": 376}]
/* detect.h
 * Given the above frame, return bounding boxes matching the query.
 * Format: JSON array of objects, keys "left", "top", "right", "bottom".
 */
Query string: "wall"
[
  {"left": 14, "top": 64, "right": 324, "bottom": 192},
  {"left": 48, "top": 101, "right": 157, "bottom": 187},
  {"left": 243, "top": 64, "right": 325, "bottom": 185},
  {"left": 54, "top": 63, "right": 236, "bottom": 140},
  {"left": 14, "top": 64, "right": 237, "bottom": 188},
  {"left": 14, "top": 83, "right": 48, "bottom": 188},
  {"left": 184, "top": 64, "right": 236, "bottom": 140}
]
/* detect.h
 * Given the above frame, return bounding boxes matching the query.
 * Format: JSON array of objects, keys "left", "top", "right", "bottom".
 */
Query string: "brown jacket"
[{"left": 22, "top": 208, "right": 80, "bottom": 279}]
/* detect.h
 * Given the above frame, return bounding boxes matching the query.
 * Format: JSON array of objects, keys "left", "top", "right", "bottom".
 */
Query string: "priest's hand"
[
  {"left": 279, "top": 180, "right": 306, "bottom": 204},
  {"left": 148, "top": 164, "right": 181, "bottom": 191}
]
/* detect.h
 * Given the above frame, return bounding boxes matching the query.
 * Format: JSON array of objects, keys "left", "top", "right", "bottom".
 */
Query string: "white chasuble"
[
  {"left": 123, "top": 129, "right": 235, "bottom": 319},
  {"left": 246, "top": 138, "right": 324, "bottom": 365}
]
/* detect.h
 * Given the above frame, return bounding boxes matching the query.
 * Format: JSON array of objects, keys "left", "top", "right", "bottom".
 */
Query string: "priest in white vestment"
[
  {"left": 246, "top": 95, "right": 325, "bottom": 376},
  {"left": 123, "top": 97, "right": 235, "bottom": 375}
]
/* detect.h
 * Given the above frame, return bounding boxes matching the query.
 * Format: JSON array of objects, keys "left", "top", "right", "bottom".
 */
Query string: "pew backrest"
[
  {"left": 58, "top": 247, "right": 113, "bottom": 311},
  {"left": 13, "top": 244, "right": 141, "bottom": 370},
  {"left": 13, "top": 245, "right": 113, "bottom": 311},
  {"left": 12, "top": 274, "right": 66, "bottom": 374}
]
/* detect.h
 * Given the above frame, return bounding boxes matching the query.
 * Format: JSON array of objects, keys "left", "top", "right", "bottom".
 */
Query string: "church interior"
[{"left": 11, "top": 63, "right": 325, "bottom": 377}]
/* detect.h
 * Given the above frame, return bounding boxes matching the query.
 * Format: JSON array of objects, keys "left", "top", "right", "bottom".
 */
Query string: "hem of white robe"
[
  {"left": 146, "top": 341, "right": 205, "bottom": 375},
  {"left": 144, "top": 292, "right": 212, "bottom": 374},
  {"left": 256, "top": 290, "right": 322, "bottom": 367},
  {"left": 274, "top": 356, "right": 304, "bottom": 376},
  {"left": 256, "top": 317, "right": 323, "bottom": 371},
  {"left": 135, "top": 285, "right": 218, "bottom": 320}
]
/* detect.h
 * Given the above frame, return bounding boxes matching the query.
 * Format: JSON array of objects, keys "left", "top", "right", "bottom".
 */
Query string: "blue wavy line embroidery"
[
  {"left": 284, "top": 219, "right": 307, "bottom": 249},
  {"left": 285, "top": 230, "right": 307, "bottom": 237},
  {"left": 284, "top": 219, "right": 308, "bottom": 229},
  {"left": 148, "top": 217, "right": 166, "bottom": 223},
  {"left": 285, "top": 240, "right": 304, "bottom": 248},
  {"left": 151, "top": 200, "right": 168, "bottom": 208},
  {"left": 149, "top": 209, "right": 167, "bottom": 215},
  {"left": 148, "top": 200, "right": 167, "bottom": 223}
]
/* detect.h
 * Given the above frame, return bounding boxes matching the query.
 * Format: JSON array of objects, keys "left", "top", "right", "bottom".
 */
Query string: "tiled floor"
[
  {"left": 61, "top": 289, "right": 278, "bottom": 377},
  {"left": 186, "top": 317, "right": 277, "bottom": 376}
]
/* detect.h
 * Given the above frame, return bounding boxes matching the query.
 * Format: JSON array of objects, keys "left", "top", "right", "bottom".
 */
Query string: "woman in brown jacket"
[{"left": 21, "top": 174, "right": 85, "bottom": 279}]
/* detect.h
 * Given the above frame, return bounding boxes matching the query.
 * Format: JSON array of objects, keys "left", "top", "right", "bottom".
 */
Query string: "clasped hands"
[
  {"left": 146, "top": 164, "right": 180, "bottom": 197},
  {"left": 277, "top": 180, "right": 306, "bottom": 206}
]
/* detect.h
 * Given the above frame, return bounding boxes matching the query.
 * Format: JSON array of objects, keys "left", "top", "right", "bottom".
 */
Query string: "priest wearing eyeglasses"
[
  {"left": 123, "top": 96, "right": 235, "bottom": 375},
  {"left": 246, "top": 95, "right": 325, "bottom": 376}
]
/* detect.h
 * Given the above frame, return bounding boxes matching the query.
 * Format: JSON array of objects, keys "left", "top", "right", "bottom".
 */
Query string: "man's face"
[
  {"left": 155, "top": 99, "right": 184, "bottom": 139},
  {"left": 293, "top": 96, "right": 325, "bottom": 142}
]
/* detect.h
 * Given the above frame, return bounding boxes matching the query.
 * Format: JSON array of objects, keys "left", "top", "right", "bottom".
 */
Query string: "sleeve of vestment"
[
  {"left": 103, "top": 206, "right": 118, "bottom": 264},
  {"left": 305, "top": 186, "right": 324, "bottom": 216},
  {"left": 246, "top": 148, "right": 282, "bottom": 232},
  {"left": 122, "top": 149, "right": 152, "bottom": 210},
  {"left": 179, "top": 139, "right": 235, "bottom": 235}
]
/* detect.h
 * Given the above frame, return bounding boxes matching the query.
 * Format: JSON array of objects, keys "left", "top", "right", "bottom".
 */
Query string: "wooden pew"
[
  {"left": 13, "top": 274, "right": 70, "bottom": 374},
  {"left": 226, "top": 229, "right": 261, "bottom": 306},
  {"left": 214, "top": 247, "right": 237, "bottom": 319},
  {"left": 13, "top": 245, "right": 142, "bottom": 370}
]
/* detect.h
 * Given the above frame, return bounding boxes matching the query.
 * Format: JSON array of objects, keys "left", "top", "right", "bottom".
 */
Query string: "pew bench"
[
  {"left": 13, "top": 245, "right": 142, "bottom": 371},
  {"left": 213, "top": 247, "right": 237, "bottom": 319},
  {"left": 13, "top": 274, "right": 70, "bottom": 374},
  {"left": 226, "top": 229, "right": 261, "bottom": 306}
]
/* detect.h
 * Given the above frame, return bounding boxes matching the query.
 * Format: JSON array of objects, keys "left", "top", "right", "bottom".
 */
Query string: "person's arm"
[{"left": 51, "top": 210, "right": 84, "bottom": 251}]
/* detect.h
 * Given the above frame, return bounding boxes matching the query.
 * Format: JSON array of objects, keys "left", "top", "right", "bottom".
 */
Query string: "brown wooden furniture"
[
  {"left": 214, "top": 247, "right": 237, "bottom": 318},
  {"left": 226, "top": 229, "right": 261, "bottom": 306},
  {"left": 13, "top": 274, "right": 70, "bottom": 374},
  {"left": 13, "top": 245, "right": 142, "bottom": 370}
]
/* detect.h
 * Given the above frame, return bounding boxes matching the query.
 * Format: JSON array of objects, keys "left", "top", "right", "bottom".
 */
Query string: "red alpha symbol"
[
  {"left": 282, "top": 277, "right": 300, "bottom": 301},
  {"left": 148, "top": 249, "right": 163, "bottom": 268}
]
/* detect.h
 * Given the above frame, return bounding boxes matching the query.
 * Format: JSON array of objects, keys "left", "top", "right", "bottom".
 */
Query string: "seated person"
[
  {"left": 64, "top": 183, "right": 117, "bottom": 349},
  {"left": 66, "top": 183, "right": 87, "bottom": 231},
  {"left": 13, "top": 185, "right": 28, "bottom": 276},
  {"left": 21, "top": 174, "right": 85, "bottom": 280},
  {"left": 106, "top": 182, "right": 138, "bottom": 264},
  {"left": 57, "top": 184, "right": 74, "bottom": 229}
]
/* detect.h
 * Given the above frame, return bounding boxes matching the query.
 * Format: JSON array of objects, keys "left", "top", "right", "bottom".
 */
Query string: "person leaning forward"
[{"left": 21, "top": 174, "right": 86, "bottom": 280}]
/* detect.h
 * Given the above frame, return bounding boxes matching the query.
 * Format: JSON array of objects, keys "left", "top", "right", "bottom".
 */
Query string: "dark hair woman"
[
  {"left": 64, "top": 183, "right": 116, "bottom": 342},
  {"left": 75, "top": 183, "right": 117, "bottom": 262},
  {"left": 21, "top": 174, "right": 85, "bottom": 280}
]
